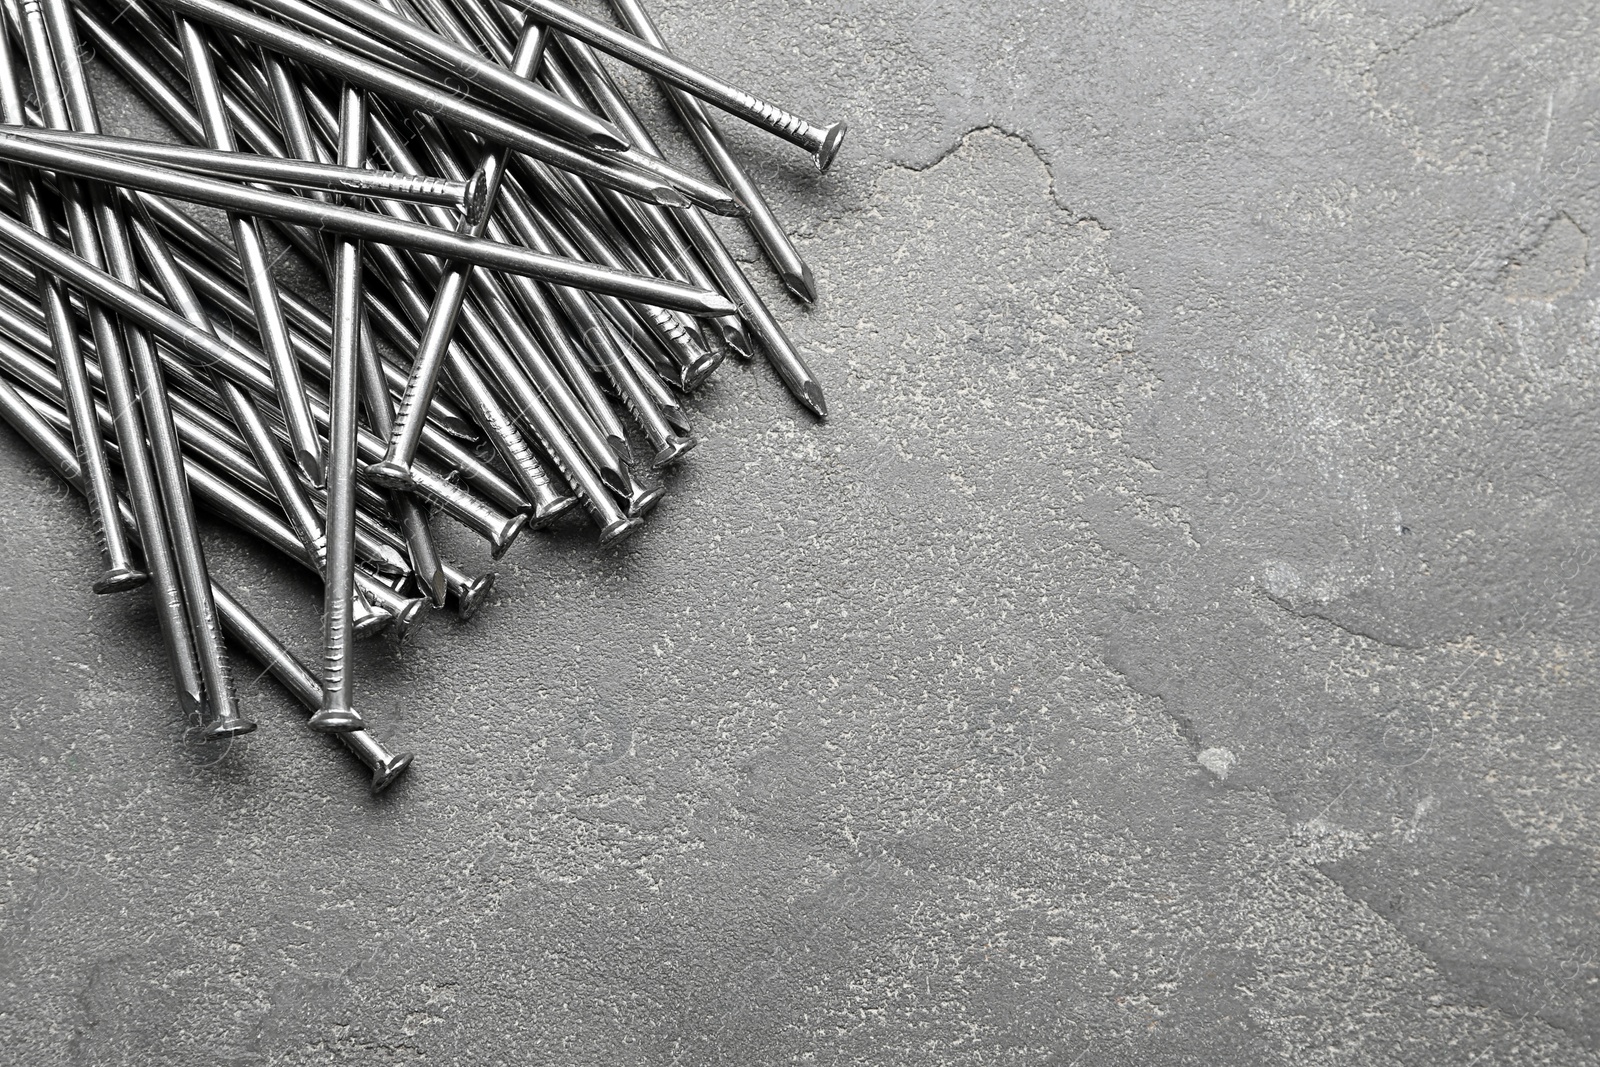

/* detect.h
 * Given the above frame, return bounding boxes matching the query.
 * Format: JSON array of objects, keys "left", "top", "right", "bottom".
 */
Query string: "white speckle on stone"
[
  {"left": 1290, "top": 817, "right": 1371, "bottom": 864},
  {"left": 1197, "top": 747, "right": 1236, "bottom": 780},
  {"left": 1261, "top": 562, "right": 1302, "bottom": 599}
]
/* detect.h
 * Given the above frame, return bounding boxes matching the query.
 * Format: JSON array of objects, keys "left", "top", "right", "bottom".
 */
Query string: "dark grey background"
[{"left": 3, "top": 0, "right": 1599, "bottom": 1062}]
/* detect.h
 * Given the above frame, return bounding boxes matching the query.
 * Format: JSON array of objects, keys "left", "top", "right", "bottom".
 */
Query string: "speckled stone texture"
[{"left": 3, "top": 1, "right": 1599, "bottom": 1063}]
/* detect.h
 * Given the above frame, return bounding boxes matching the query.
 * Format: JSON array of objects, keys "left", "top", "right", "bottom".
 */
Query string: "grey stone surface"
[{"left": 2, "top": 0, "right": 1598, "bottom": 1063}]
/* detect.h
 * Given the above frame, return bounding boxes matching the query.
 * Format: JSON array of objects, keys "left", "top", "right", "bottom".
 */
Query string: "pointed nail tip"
[
  {"left": 800, "top": 382, "right": 828, "bottom": 419},
  {"left": 588, "top": 128, "right": 632, "bottom": 153},
  {"left": 456, "top": 572, "right": 496, "bottom": 621},
  {"left": 599, "top": 468, "right": 630, "bottom": 497},
  {"left": 370, "top": 752, "right": 414, "bottom": 794},
  {"left": 816, "top": 119, "right": 848, "bottom": 173},
  {"left": 93, "top": 565, "right": 150, "bottom": 594},
  {"left": 426, "top": 567, "right": 449, "bottom": 609},
  {"left": 720, "top": 326, "right": 754, "bottom": 360},
  {"left": 607, "top": 434, "right": 636, "bottom": 465},
  {"left": 309, "top": 708, "right": 366, "bottom": 734},
  {"left": 783, "top": 266, "right": 818, "bottom": 304}
]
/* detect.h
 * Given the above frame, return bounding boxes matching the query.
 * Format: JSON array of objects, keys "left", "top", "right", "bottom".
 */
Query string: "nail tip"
[
  {"left": 801, "top": 382, "right": 828, "bottom": 419},
  {"left": 589, "top": 130, "right": 633, "bottom": 153},
  {"left": 605, "top": 435, "right": 636, "bottom": 466},
  {"left": 599, "top": 467, "right": 631, "bottom": 498},
  {"left": 425, "top": 567, "right": 450, "bottom": 609},
  {"left": 783, "top": 265, "right": 818, "bottom": 304}
]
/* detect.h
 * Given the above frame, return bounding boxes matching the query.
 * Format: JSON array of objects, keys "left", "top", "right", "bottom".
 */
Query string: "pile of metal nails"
[{"left": 0, "top": 0, "right": 841, "bottom": 791}]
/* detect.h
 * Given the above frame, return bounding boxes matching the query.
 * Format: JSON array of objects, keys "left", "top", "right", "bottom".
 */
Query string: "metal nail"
[
  {"left": 509, "top": 0, "right": 847, "bottom": 170},
  {"left": 0, "top": 132, "right": 735, "bottom": 314},
  {"left": 42, "top": 0, "right": 259, "bottom": 737},
  {"left": 150, "top": 0, "right": 740, "bottom": 213},
  {"left": 317, "top": 80, "right": 370, "bottom": 734},
  {"left": 250, "top": 0, "right": 628, "bottom": 151},
  {"left": 372, "top": 22, "right": 544, "bottom": 490},
  {"left": 10, "top": 126, "right": 484, "bottom": 217},
  {"left": 560, "top": 26, "right": 817, "bottom": 303},
  {"left": 0, "top": 10, "right": 146, "bottom": 594}
]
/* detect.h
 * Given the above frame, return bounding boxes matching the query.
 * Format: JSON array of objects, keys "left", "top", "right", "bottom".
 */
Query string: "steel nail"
[
  {"left": 0, "top": 132, "right": 736, "bottom": 314},
  {"left": 559, "top": 26, "right": 817, "bottom": 303},
  {"left": 249, "top": 0, "right": 629, "bottom": 151},
  {"left": 0, "top": 10, "right": 146, "bottom": 594},
  {"left": 371, "top": 21, "right": 545, "bottom": 489},
  {"left": 174, "top": 18, "right": 326, "bottom": 487},
  {"left": 509, "top": 0, "right": 848, "bottom": 170},
  {"left": 314, "top": 80, "right": 370, "bottom": 734},
  {"left": 9, "top": 127, "right": 483, "bottom": 216},
  {"left": 41, "top": 0, "right": 260, "bottom": 737},
  {"left": 150, "top": 0, "right": 738, "bottom": 213}
]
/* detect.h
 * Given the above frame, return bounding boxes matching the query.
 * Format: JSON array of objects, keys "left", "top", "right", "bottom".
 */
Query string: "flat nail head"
[
  {"left": 628, "top": 483, "right": 666, "bottom": 517},
  {"left": 369, "top": 750, "right": 414, "bottom": 794},
  {"left": 204, "top": 714, "right": 259, "bottom": 740},
  {"left": 455, "top": 572, "right": 496, "bottom": 622},
  {"left": 93, "top": 565, "right": 150, "bottom": 594},
  {"left": 525, "top": 494, "right": 577, "bottom": 530},
  {"left": 463, "top": 168, "right": 491, "bottom": 227},
  {"left": 364, "top": 459, "right": 415, "bottom": 491},
  {"left": 353, "top": 610, "right": 394, "bottom": 639},
  {"left": 309, "top": 707, "right": 366, "bottom": 733},
  {"left": 391, "top": 596, "right": 428, "bottom": 636},
  {"left": 489, "top": 511, "right": 531, "bottom": 560},
  {"left": 816, "top": 119, "right": 848, "bottom": 173},
  {"left": 598, "top": 516, "right": 642, "bottom": 546},
  {"left": 652, "top": 435, "right": 698, "bottom": 468}
]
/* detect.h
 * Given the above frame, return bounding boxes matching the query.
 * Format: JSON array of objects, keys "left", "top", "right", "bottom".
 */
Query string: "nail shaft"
[{"left": 0, "top": 131, "right": 735, "bottom": 313}]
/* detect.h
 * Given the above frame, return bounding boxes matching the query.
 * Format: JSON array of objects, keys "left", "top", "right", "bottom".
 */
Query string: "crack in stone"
[
  {"left": 1365, "top": 1, "right": 1483, "bottom": 73},
  {"left": 888, "top": 124, "right": 1109, "bottom": 232}
]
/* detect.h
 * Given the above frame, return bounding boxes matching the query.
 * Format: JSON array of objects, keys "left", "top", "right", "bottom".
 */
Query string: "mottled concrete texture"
[{"left": 3, "top": 1, "right": 1599, "bottom": 1063}]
